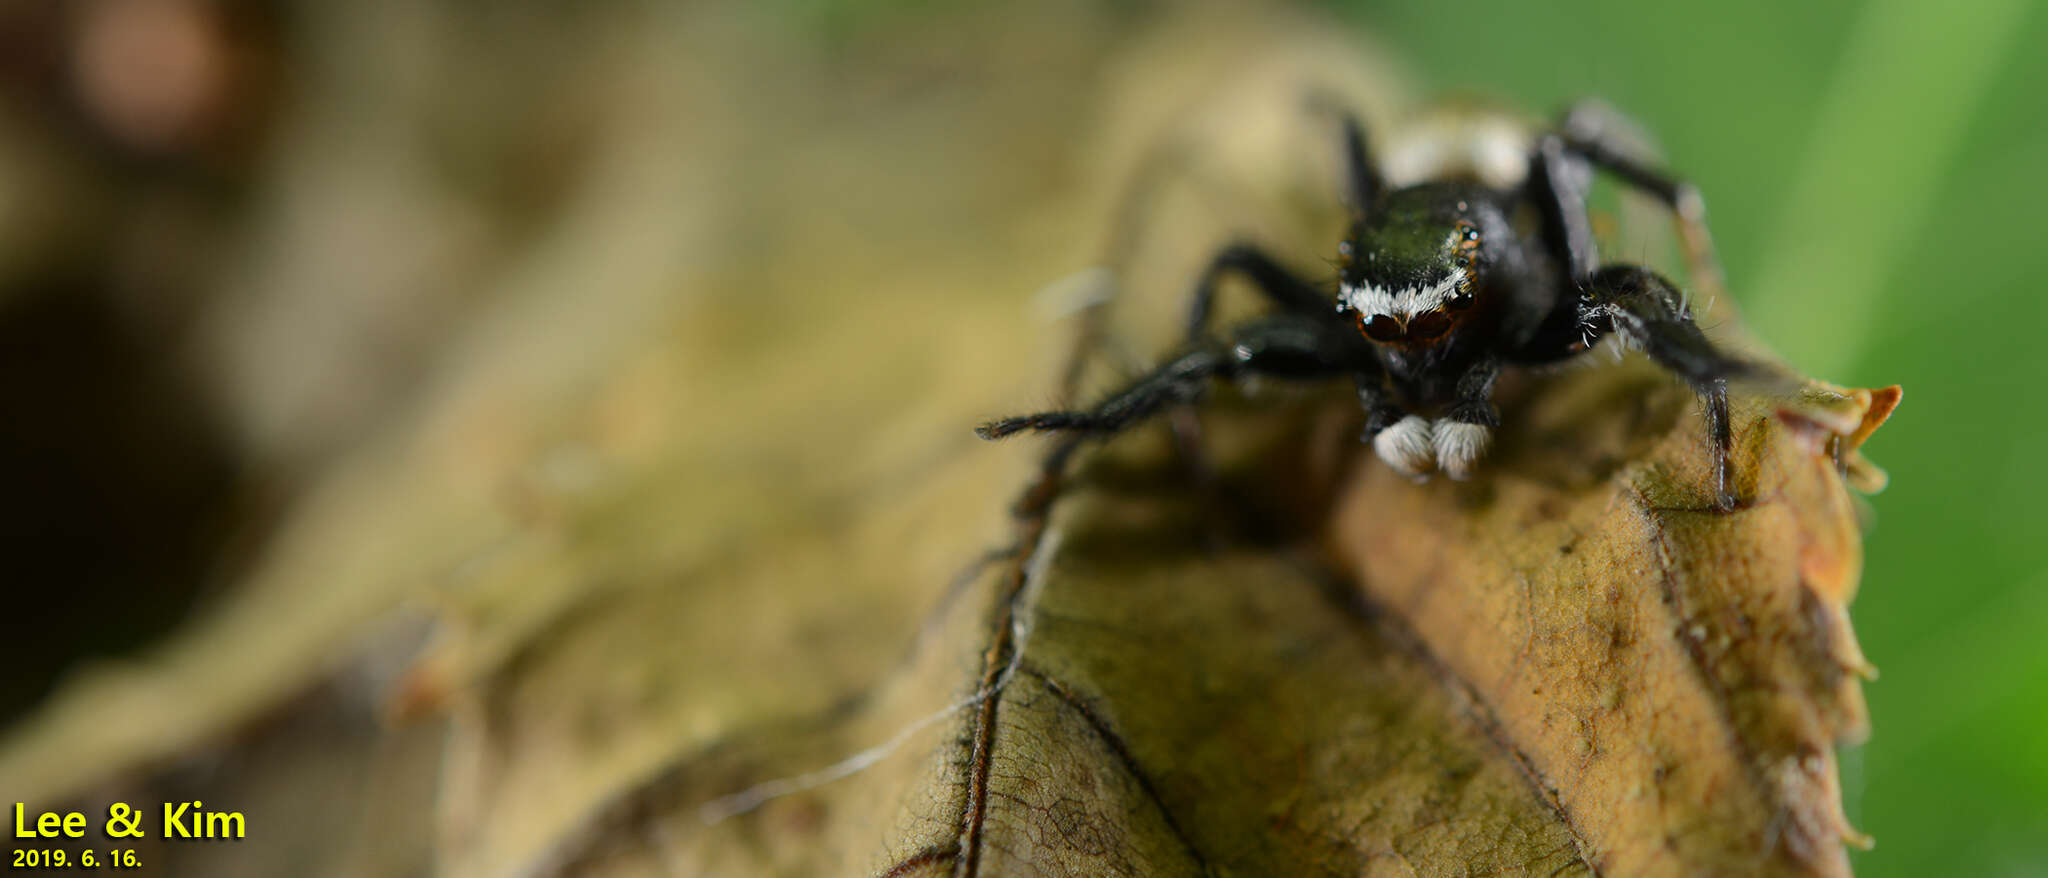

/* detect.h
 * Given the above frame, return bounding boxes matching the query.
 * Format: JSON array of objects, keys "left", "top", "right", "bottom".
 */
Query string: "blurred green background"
[{"left": 1346, "top": 0, "right": 2047, "bottom": 874}]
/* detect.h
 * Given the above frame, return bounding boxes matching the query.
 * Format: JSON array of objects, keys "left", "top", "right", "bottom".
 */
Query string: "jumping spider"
[{"left": 978, "top": 103, "right": 1767, "bottom": 511}]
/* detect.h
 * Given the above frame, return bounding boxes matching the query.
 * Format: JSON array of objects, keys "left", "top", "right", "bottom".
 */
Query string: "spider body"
[{"left": 979, "top": 103, "right": 1763, "bottom": 510}]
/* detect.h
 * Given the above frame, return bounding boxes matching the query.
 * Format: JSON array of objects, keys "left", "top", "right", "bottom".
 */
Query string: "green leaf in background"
[{"left": 1335, "top": 0, "right": 2048, "bottom": 873}]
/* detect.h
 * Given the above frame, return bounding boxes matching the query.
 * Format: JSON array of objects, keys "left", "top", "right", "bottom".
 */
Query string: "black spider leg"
[
  {"left": 1167, "top": 168, "right": 1348, "bottom": 475},
  {"left": 978, "top": 315, "right": 1364, "bottom": 443},
  {"left": 1175, "top": 112, "right": 1402, "bottom": 449},
  {"left": 1338, "top": 110, "right": 1383, "bottom": 214},
  {"left": 1557, "top": 101, "right": 1727, "bottom": 306},
  {"left": 1149, "top": 245, "right": 1323, "bottom": 495},
  {"left": 1589, "top": 266, "right": 1762, "bottom": 509},
  {"left": 1181, "top": 244, "right": 1331, "bottom": 344},
  {"left": 1521, "top": 135, "right": 1753, "bottom": 511},
  {"left": 1183, "top": 112, "right": 1380, "bottom": 342}
]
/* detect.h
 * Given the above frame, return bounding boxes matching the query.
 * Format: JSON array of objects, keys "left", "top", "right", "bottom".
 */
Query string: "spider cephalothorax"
[
  {"left": 978, "top": 102, "right": 1762, "bottom": 509},
  {"left": 1336, "top": 187, "right": 1516, "bottom": 355}
]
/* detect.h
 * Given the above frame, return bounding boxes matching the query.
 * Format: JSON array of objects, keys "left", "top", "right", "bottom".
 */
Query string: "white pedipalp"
[
  {"left": 1432, "top": 421, "right": 1492, "bottom": 480},
  {"left": 1373, "top": 415, "right": 1436, "bottom": 480}
]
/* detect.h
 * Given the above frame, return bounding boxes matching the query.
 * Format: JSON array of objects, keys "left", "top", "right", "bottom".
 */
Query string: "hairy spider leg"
[
  {"left": 1340, "top": 111, "right": 1383, "bottom": 213},
  {"left": 1182, "top": 242, "right": 1334, "bottom": 344},
  {"left": 977, "top": 315, "right": 1368, "bottom": 442},
  {"left": 1531, "top": 132, "right": 1604, "bottom": 282},
  {"left": 1557, "top": 100, "right": 1727, "bottom": 306},
  {"left": 1587, "top": 266, "right": 1754, "bottom": 507},
  {"left": 1182, "top": 112, "right": 1380, "bottom": 345},
  {"left": 1029, "top": 111, "right": 1383, "bottom": 483},
  {"left": 1171, "top": 239, "right": 1344, "bottom": 481},
  {"left": 1520, "top": 140, "right": 1755, "bottom": 510}
]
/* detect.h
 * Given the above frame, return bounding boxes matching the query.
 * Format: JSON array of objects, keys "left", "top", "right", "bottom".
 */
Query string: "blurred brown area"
[
  {"left": 0, "top": 0, "right": 274, "bottom": 722},
  {"left": 0, "top": 0, "right": 663, "bottom": 717},
  {"left": 4, "top": 1, "right": 1368, "bottom": 873}
]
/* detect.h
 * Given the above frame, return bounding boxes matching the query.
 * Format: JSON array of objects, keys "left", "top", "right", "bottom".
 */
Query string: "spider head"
[{"left": 1335, "top": 186, "right": 1490, "bottom": 347}]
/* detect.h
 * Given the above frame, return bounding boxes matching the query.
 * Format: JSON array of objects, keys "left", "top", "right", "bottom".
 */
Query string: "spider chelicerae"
[{"left": 977, "top": 102, "right": 1772, "bottom": 511}]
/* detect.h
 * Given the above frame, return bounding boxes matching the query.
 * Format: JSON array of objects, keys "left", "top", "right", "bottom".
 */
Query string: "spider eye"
[
  {"left": 1359, "top": 313, "right": 1403, "bottom": 342},
  {"left": 1408, "top": 310, "right": 1453, "bottom": 341},
  {"left": 1446, "top": 289, "right": 1475, "bottom": 310}
]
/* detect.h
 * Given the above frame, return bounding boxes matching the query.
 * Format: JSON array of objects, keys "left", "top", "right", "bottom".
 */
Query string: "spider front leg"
[
  {"left": 977, "top": 315, "right": 1358, "bottom": 443},
  {"left": 1579, "top": 265, "right": 1759, "bottom": 510},
  {"left": 1182, "top": 242, "right": 1331, "bottom": 344},
  {"left": 1170, "top": 243, "right": 1335, "bottom": 477},
  {"left": 1182, "top": 111, "right": 1378, "bottom": 344},
  {"left": 1526, "top": 126, "right": 1757, "bottom": 511}
]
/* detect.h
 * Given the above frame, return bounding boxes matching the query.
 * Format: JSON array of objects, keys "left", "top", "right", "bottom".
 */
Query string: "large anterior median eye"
[
  {"left": 1359, "top": 313, "right": 1404, "bottom": 342},
  {"left": 1407, "top": 310, "right": 1453, "bottom": 340}
]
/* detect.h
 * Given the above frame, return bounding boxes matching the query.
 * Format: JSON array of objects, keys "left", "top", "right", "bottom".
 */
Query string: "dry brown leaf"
[
  {"left": 1327, "top": 372, "right": 1896, "bottom": 876},
  {"left": 488, "top": 377, "right": 1892, "bottom": 877},
  {"left": 446, "top": 53, "right": 1893, "bottom": 878}
]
